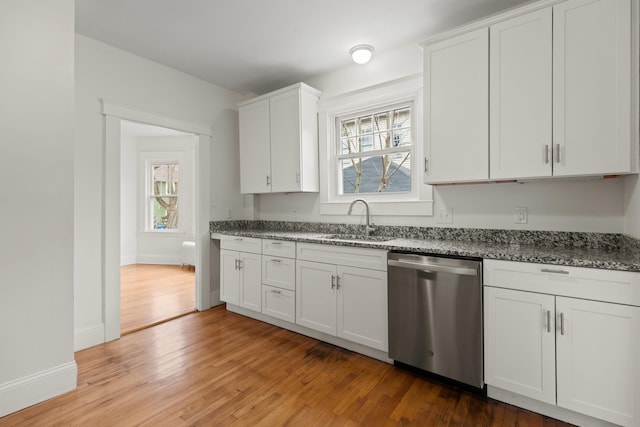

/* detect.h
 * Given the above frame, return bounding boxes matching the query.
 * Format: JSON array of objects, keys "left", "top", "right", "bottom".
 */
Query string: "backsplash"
[{"left": 210, "top": 220, "right": 638, "bottom": 252}]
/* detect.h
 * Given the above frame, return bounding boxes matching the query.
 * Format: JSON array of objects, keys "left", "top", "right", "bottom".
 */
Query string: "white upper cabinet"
[
  {"left": 424, "top": 0, "right": 637, "bottom": 183},
  {"left": 239, "top": 83, "right": 321, "bottom": 194},
  {"left": 239, "top": 99, "right": 271, "bottom": 193},
  {"left": 490, "top": 8, "right": 553, "bottom": 180},
  {"left": 553, "top": 0, "right": 633, "bottom": 176},
  {"left": 423, "top": 28, "right": 489, "bottom": 184}
]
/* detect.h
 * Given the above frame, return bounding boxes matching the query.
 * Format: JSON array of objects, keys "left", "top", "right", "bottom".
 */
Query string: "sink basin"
[{"left": 322, "top": 233, "right": 394, "bottom": 242}]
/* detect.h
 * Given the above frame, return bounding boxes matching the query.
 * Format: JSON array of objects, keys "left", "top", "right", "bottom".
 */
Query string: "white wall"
[
  {"left": 625, "top": 175, "right": 640, "bottom": 238},
  {"left": 0, "top": 0, "right": 77, "bottom": 416},
  {"left": 255, "top": 43, "right": 628, "bottom": 234},
  {"left": 74, "top": 34, "right": 245, "bottom": 350}
]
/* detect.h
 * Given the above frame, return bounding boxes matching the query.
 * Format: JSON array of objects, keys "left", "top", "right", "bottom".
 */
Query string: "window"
[
  {"left": 147, "top": 162, "right": 179, "bottom": 230},
  {"left": 337, "top": 103, "right": 413, "bottom": 195}
]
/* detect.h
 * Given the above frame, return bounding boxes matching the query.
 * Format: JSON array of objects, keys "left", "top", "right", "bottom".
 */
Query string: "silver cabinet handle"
[
  {"left": 424, "top": 158, "right": 429, "bottom": 173},
  {"left": 234, "top": 237, "right": 243, "bottom": 241},
  {"left": 331, "top": 275, "right": 336, "bottom": 289},
  {"left": 271, "top": 258, "right": 282, "bottom": 263},
  {"left": 555, "top": 144, "right": 561, "bottom": 163},
  {"left": 546, "top": 310, "right": 551, "bottom": 333},
  {"left": 270, "top": 241, "right": 282, "bottom": 246},
  {"left": 541, "top": 268, "right": 569, "bottom": 275},
  {"left": 270, "top": 289, "right": 281, "bottom": 294},
  {"left": 544, "top": 145, "right": 550, "bottom": 164},
  {"left": 336, "top": 275, "right": 341, "bottom": 290},
  {"left": 559, "top": 313, "right": 565, "bottom": 335},
  {"left": 234, "top": 259, "right": 239, "bottom": 270},
  {"left": 296, "top": 171, "right": 300, "bottom": 184},
  {"left": 266, "top": 175, "right": 271, "bottom": 186},
  {"left": 237, "top": 260, "right": 242, "bottom": 269}
]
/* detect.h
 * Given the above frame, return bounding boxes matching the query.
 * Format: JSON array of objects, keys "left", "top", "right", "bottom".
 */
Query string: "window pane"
[
  {"left": 340, "top": 152, "right": 412, "bottom": 194},
  {"left": 152, "top": 163, "right": 179, "bottom": 196},
  {"left": 152, "top": 197, "right": 179, "bottom": 229},
  {"left": 339, "top": 105, "right": 412, "bottom": 155}
]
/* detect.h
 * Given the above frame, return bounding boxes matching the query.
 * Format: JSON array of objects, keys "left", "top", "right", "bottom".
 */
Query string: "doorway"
[
  {"left": 119, "top": 120, "right": 197, "bottom": 334},
  {"left": 103, "top": 101, "right": 213, "bottom": 342}
]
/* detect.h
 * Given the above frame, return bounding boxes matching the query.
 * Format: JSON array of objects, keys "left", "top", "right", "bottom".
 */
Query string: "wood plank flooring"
[
  {"left": 120, "top": 264, "right": 195, "bottom": 334},
  {"left": 0, "top": 306, "right": 574, "bottom": 426}
]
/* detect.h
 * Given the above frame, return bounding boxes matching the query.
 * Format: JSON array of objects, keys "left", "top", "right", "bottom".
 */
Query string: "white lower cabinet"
[
  {"left": 296, "top": 243, "right": 388, "bottom": 352},
  {"left": 220, "top": 249, "right": 261, "bottom": 311},
  {"left": 484, "top": 287, "right": 556, "bottom": 404},
  {"left": 262, "top": 285, "right": 295, "bottom": 323},
  {"left": 484, "top": 259, "right": 640, "bottom": 427},
  {"left": 219, "top": 236, "right": 262, "bottom": 312},
  {"left": 261, "top": 239, "right": 296, "bottom": 322},
  {"left": 555, "top": 297, "right": 639, "bottom": 426}
]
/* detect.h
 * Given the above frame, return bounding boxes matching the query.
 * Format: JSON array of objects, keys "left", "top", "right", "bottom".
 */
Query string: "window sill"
[
  {"left": 140, "top": 229, "right": 186, "bottom": 235},
  {"left": 320, "top": 200, "right": 433, "bottom": 217}
]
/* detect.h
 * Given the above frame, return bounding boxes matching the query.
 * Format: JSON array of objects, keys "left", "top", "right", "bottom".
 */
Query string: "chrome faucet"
[{"left": 347, "top": 198, "right": 375, "bottom": 236}]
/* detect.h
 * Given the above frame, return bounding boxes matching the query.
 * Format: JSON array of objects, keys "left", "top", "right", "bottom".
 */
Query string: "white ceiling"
[{"left": 75, "top": 0, "right": 533, "bottom": 96}]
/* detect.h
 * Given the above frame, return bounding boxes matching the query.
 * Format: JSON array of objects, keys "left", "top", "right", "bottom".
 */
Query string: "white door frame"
[{"left": 103, "top": 100, "right": 212, "bottom": 342}]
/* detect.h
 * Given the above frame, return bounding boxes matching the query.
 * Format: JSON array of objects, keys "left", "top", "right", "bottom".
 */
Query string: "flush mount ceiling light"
[{"left": 350, "top": 44, "right": 374, "bottom": 64}]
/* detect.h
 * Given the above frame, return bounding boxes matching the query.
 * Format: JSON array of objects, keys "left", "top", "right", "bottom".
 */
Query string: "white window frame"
[
  {"left": 335, "top": 102, "right": 415, "bottom": 198},
  {"left": 318, "top": 75, "right": 433, "bottom": 217},
  {"left": 139, "top": 152, "right": 185, "bottom": 233}
]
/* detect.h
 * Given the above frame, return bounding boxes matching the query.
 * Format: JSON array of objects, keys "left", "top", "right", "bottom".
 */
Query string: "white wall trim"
[
  {"left": 74, "top": 323, "right": 105, "bottom": 351},
  {"left": 488, "top": 386, "right": 618, "bottom": 427},
  {"left": 120, "top": 255, "right": 137, "bottom": 266},
  {"left": 103, "top": 104, "right": 213, "bottom": 344},
  {"left": 102, "top": 100, "right": 212, "bottom": 136},
  {"left": 136, "top": 254, "right": 182, "bottom": 265},
  {"left": 0, "top": 362, "right": 77, "bottom": 418}
]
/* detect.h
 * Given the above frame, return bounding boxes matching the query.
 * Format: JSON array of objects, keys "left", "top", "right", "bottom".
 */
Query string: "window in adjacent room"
[
  {"left": 147, "top": 161, "right": 180, "bottom": 230},
  {"left": 336, "top": 103, "right": 413, "bottom": 195}
]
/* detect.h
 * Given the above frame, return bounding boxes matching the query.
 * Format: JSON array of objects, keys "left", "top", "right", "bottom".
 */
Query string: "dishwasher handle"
[{"left": 388, "top": 258, "right": 479, "bottom": 276}]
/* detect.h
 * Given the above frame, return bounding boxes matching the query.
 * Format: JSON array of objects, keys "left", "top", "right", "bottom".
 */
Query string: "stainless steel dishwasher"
[{"left": 387, "top": 252, "right": 483, "bottom": 389}]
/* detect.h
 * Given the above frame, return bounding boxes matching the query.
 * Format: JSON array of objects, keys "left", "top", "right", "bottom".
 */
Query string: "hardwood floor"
[
  {"left": 1, "top": 307, "right": 574, "bottom": 426},
  {"left": 120, "top": 264, "right": 195, "bottom": 334}
]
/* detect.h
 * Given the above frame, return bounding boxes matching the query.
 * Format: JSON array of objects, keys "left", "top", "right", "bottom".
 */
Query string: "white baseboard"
[
  {"left": 120, "top": 254, "right": 137, "bottom": 266},
  {"left": 487, "top": 386, "right": 618, "bottom": 427},
  {"left": 74, "top": 322, "right": 105, "bottom": 351},
  {"left": 0, "top": 361, "right": 77, "bottom": 418},
  {"left": 226, "top": 304, "right": 392, "bottom": 364},
  {"left": 136, "top": 254, "right": 181, "bottom": 265},
  {"left": 210, "top": 289, "right": 221, "bottom": 308}
]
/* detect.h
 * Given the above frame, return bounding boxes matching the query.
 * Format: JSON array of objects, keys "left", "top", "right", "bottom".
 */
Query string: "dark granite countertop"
[{"left": 210, "top": 221, "right": 640, "bottom": 273}]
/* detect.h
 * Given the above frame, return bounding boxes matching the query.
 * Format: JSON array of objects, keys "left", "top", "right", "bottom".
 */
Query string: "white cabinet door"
[
  {"left": 553, "top": 0, "right": 632, "bottom": 176},
  {"left": 424, "top": 28, "right": 489, "bottom": 184},
  {"left": 296, "top": 260, "right": 336, "bottom": 335},
  {"left": 484, "top": 287, "right": 556, "bottom": 404},
  {"left": 556, "top": 297, "right": 640, "bottom": 427},
  {"left": 262, "top": 285, "right": 295, "bottom": 323},
  {"left": 262, "top": 255, "right": 295, "bottom": 291},
  {"left": 239, "top": 98, "right": 271, "bottom": 193},
  {"left": 238, "top": 251, "right": 262, "bottom": 312},
  {"left": 490, "top": 8, "right": 552, "bottom": 180},
  {"left": 270, "top": 89, "right": 301, "bottom": 193},
  {"left": 337, "top": 266, "right": 388, "bottom": 352},
  {"left": 220, "top": 249, "right": 240, "bottom": 305}
]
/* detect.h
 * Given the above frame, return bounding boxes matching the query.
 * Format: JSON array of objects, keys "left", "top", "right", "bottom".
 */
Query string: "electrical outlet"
[
  {"left": 437, "top": 208, "right": 453, "bottom": 224},
  {"left": 291, "top": 208, "right": 298, "bottom": 218},
  {"left": 515, "top": 207, "right": 528, "bottom": 224}
]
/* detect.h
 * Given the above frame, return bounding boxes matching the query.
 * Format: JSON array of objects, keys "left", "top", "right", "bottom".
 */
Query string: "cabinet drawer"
[
  {"left": 262, "top": 256, "right": 295, "bottom": 291},
  {"left": 262, "top": 285, "right": 295, "bottom": 323},
  {"left": 484, "top": 259, "right": 640, "bottom": 306},
  {"left": 219, "top": 235, "right": 262, "bottom": 254},
  {"left": 262, "top": 239, "right": 296, "bottom": 258},
  {"left": 297, "top": 243, "right": 387, "bottom": 271}
]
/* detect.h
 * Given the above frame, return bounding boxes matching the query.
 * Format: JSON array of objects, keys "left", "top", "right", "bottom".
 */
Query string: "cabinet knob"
[{"left": 331, "top": 275, "right": 336, "bottom": 289}]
